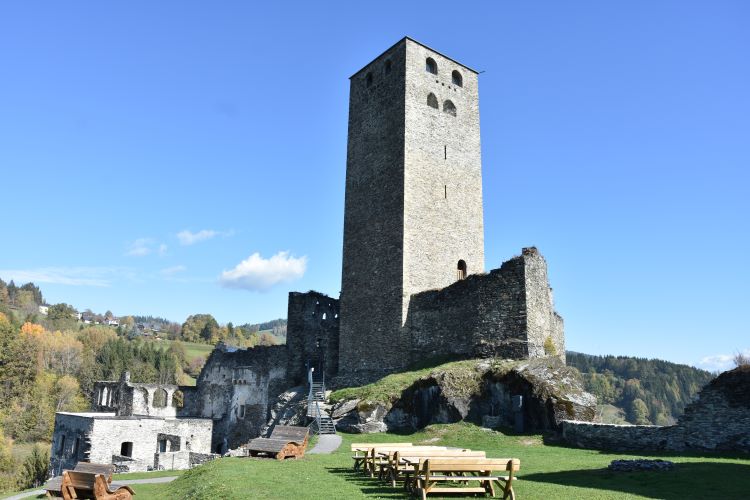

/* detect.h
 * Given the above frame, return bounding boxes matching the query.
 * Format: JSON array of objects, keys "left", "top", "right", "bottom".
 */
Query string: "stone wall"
[
  {"left": 181, "top": 344, "right": 289, "bottom": 450},
  {"left": 92, "top": 372, "right": 183, "bottom": 418},
  {"left": 286, "top": 291, "right": 339, "bottom": 385},
  {"left": 561, "top": 366, "right": 750, "bottom": 453},
  {"left": 338, "top": 38, "right": 408, "bottom": 376},
  {"left": 406, "top": 247, "right": 564, "bottom": 364},
  {"left": 50, "top": 413, "right": 212, "bottom": 474}
]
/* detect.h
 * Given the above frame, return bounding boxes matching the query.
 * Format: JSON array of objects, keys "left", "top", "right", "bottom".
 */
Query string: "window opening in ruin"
[
  {"left": 426, "top": 57, "right": 437, "bottom": 74},
  {"left": 172, "top": 390, "right": 184, "bottom": 409},
  {"left": 445, "top": 185, "right": 447, "bottom": 199},
  {"left": 73, "top": 437, "right": 80, "bottom": 457},
  {"left": 365, "top": 72, "right": 373, "bottom": 87},
  {"left": 457, "top": 260, "right": 467, "bottom": 280},
  {"left": 452, "top": 70, "right": 463, "bottom": 87},
  {"left": 322, "top": 312, "right": 327, "bottom": 320},
  {"left": 153, "top": 388, "right": 168, "bottom": 408},
  {"left": 384, "top": 59, "right": 392, "bottom": 74},
  {"left": 120, "top": 442, "right": 133, "bottom": 457},
  {"left": 444, "top": 145, "right": 447, "bottom": 159},
  {"left": 238, "top": 405, "right": 246, "bottom": 418},
  {"left": 158, "top": 439, "right": 167, "bottom": 453},
  {"left": 443, "top": 100, "right": 457, "bottom": 117},
  {"left": 427, "top": 93, "right": 438, "bottom": 109},
  {"left": 58, "top": 435, "right": 66, "bottom": 454}
]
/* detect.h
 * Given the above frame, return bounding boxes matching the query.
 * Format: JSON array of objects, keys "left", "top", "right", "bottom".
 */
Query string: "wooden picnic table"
[{"left": 412, "top": 458, "right": 521, "bottom": 500}]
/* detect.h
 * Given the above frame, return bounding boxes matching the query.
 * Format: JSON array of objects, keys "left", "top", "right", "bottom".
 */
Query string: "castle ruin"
[{"left": 50, "top": 37, "right": 566, "bottom": 470}]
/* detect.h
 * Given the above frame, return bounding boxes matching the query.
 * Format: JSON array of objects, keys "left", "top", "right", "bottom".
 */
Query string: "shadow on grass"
[
  {"left": 523, "top": 462, "right": 750, "bottom": 499},
  {"left": 325, "top": 467, "right": 406, "bottom": 498}
]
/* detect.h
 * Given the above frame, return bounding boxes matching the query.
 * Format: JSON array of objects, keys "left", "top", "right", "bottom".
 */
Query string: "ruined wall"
[
  {"left": 181, "top": 344, "right": 289, "bottom": 450},
  {"left": 92, "top": 373, "right": 184, "bottom": 418},
  {"left": 406, "top": 247, "right": 563, "bottom": 364},
  {"left": 561, "top": 366, "right": 750, "bottom": 453},
  {"left": 286, "top": 291, "right": 339, "bottom": 385},
  {"left": 49, "top": 413, "right": 212, "bottom": 474},
  {"left": 49, "top": 413, "right": 95, "bottom": 476}
]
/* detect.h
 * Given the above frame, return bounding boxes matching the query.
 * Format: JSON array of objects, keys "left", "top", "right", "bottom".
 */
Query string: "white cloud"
[
  {"left": 160, "top": 265, "right": 186, "bottom": 276},
  {"left": 698, "top": 349, "right": 750, "bottom": 372},
  {"left": 126, "top": 238, "right": 154, "bottom": 257},
  {"left": 158, "top": 243, "right": 168, "bottom": 257},
  {"left": 177, "top": 229, "right": 218, "bottom": 246},
  {"left": 219, "top": 251, "right": 307, "bottom": 291},
  {"left": 0, "top": 267, "right": 123, "bottom": 287}
]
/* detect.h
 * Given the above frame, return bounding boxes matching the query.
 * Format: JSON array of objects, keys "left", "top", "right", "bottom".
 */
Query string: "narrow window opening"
[
  {"left": 426, "top": 57, "right": 437, "bottom": 75},
  {"left": 58, "top": 435, "right": 66, "bottom": 454},
  {"left": 120, "top": 442, "right": 133, "bottom": 457},
  {"left": 444, "top": 145, "right": 447, "bottom": 160},
  {"left": 322, "top": 312, "right": 327, "bottom": 320},
  {"left": 384, "top": 59, "right": 392, "bottom": 75},
  {"left": 158, "top": 439, "right": 167, "bottom": 453},
  {"left": 452, "top": 70, "right": 463, "bottom": 87},
  {"left": 365, "top": 72, "right": 373, "bottom": 87},
  {"left": 443, "top": 100, "right": 457, "bottom": 117},
  {"left": 457, "top": 260, "right": 467, "bottom": 281},
  {"left": 444, "top": 185, "right": 447, "bottom": 199},
  {"left": 427, "top": 93, "right": 438, "bottom": 109},
  {"left": 73, "top": 437, "right": 80, "bottom": 457}
]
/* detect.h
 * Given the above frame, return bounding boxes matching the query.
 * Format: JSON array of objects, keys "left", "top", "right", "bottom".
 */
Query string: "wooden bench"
[
  {"left": 59, "top": 471, "right": 135, "bottom": 500},
  {"left": 246, "top": 425, "right": 309, "bottom": 460},
  {"left": 384, "top": 449, "right": 486, "bottom": 488},
  {"left": 46, "top": 462, "right": 117, "bottom": 498},
  {"left": 351, "top": 442, "right": 412, "bottom": 472},
  {"left": 363, "top": 446, "right": 447, "bottom": 478},
  {"left": 413, "top": 458, "right": 520, "bottom": 500}
]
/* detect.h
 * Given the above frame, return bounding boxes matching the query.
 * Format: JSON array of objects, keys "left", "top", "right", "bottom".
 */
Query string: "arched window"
[
  {"left": 384, "top": 59, "right": 392, "bottom": 75},
  {"left": 457, "top": 260, "right": 467, "bottom": 280},
  {"left": 443, "top": 100, "right": 457, "bottom": 117},
  {"left": 365, "top": 72, "right": 373, "bottom": 87},
  {"left": 452, "top": 70, "right": 463, "bottom": 87},
  {"left": 153, "top": 388, "right": 168, "bottom": 408},
  {"left": 426, "top": 57, "right": 437, "bottom": 75},
  {"left": 427, "top": 93, "right": 438, "bottom": 109}
]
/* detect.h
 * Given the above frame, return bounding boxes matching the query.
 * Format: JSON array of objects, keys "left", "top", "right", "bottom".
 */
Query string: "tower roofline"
[{"left": 349, "top": 36, "right": 479, "bottom": 79}]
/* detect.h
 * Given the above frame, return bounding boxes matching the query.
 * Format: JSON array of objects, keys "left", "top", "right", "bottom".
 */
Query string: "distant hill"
[{"left": 567, "top": 351, "right": 713, "bottom": 425}]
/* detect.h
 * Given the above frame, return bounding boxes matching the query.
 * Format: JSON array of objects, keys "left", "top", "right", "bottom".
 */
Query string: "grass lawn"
[{"left": 126, "top": 422, "right": 750, "bottom": 499}]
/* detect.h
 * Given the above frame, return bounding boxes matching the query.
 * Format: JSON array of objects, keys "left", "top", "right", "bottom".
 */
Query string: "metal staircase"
[{"left": 307, "top": 368, "right": 336, "bottom": 435}]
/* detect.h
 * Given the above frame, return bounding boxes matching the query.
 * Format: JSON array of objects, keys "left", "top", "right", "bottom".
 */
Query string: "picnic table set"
[{"left": 351, "top": 442, "right": 521, "bottom": 499}]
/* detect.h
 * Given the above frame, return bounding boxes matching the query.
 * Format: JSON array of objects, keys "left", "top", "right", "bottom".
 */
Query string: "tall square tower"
[{"left": 339, "top": 38, "right": 484, "bottom": 376}]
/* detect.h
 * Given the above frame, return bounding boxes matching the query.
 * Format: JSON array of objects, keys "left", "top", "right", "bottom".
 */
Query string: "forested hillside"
[{"left": 567, "top": 351, "right": 713, "bottom": 425}]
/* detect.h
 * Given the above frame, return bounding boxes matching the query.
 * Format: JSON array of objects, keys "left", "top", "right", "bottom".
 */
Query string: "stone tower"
[{"left": 339, "top": 38, "right": 484, "bottom": 376}]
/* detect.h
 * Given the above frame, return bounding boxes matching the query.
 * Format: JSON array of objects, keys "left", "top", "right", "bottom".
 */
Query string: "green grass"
[
  {"left": 126, "top": 423, "right": 750, "bottom": 499},
  {"left": 329, "top": 359, "right": 507, "bottom": 407}
]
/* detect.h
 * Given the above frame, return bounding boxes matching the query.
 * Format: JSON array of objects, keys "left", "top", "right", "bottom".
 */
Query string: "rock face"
[
  {"left": 561, "top": 365, "right": 750, "bottom": 453},
  {"left": 332, "top": 358, "right": 596, "bottom": 433}
]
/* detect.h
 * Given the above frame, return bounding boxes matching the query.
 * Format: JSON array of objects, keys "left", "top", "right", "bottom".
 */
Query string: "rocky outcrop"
[
  {"left": 331, "top": 357, "right": 596, "bottom": 433},
  {"left": 262, "top": 385, "right": 308, "bottom": 434}
]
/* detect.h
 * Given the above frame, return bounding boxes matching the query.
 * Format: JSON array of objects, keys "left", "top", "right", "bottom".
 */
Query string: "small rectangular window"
[
  {"left": 444, "top": 145, "right": 447, "bottom": 160},
  {"left": 444, "top": 185, "right": 447, "bottom": 199}
]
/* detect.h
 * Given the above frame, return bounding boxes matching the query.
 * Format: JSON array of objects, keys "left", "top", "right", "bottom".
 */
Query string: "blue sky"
[{"left": 0, "top": 2, "right": 747, "bottom": 371}]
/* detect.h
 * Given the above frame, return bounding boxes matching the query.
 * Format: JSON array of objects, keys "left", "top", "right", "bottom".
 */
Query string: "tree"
[
  {"left": 47, "top": 303, "right": 77, "bottom": 321},
  {"left": 181, "top": 314, "right": 220, "bottom": 344},
  {"left": 734, "top": 351, "right": 749, "bottom": 368},
  {"left": 629, "top": 398, "right": 651, "bottom": 425},
  {"left": 21, "top": 446, "right": 48, "bottom": 489}
]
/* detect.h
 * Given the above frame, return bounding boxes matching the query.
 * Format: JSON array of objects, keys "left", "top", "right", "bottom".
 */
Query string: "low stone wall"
[
  {"left": 561, "top": 421, "right": 673, "bottom": 451},
  {"left": 561, "top": 366, "right": 750, "bottom": 454}
]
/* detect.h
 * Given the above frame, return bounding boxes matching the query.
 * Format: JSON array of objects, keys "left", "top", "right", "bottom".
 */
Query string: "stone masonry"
[{"left": 339, "top": 37, "right": 486, "bottom": 378}]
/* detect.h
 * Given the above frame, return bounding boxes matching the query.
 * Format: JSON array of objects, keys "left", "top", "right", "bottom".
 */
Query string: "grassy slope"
[{"left": 128, "top": 423, "right": 750, "bottom": 500}]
